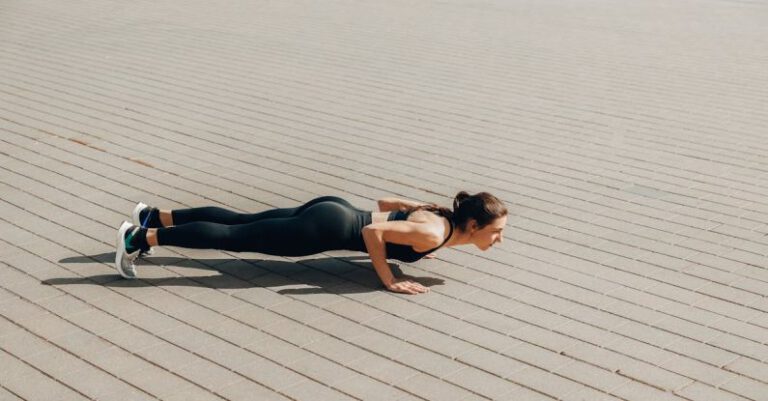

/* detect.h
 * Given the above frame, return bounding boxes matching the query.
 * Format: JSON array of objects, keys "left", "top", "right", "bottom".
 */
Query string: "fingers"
[
  {"left": 409, "top": 280, "right": 429, "bottom": 293},
  {"left": 387, "top": 280, "right": 430, "bottom": 295},
  {"left": 401, "top": 280, "right": 429, "bottom": 294}
]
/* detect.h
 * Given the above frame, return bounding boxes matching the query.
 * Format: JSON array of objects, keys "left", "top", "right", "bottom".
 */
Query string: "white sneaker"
[
  {"left": 115, "top": 221, "right": 140, "bottom": 279},
  {"left": 132, "top": 202, "right": 149, "bottom": 227},
  {"left": 131, "top": 202, "right": 154, "bottom": 256}
]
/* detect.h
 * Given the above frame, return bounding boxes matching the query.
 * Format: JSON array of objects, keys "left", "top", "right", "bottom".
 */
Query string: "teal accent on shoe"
[{"left": 125, "top": 229, "right": 138, "bottom": 253}]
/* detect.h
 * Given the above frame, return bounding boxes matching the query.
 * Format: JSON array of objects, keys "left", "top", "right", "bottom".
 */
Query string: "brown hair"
[{"left": 411, "top": 191, "right": 508, "bottom": 232}]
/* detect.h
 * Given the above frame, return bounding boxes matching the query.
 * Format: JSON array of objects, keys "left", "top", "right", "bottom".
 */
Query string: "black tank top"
[{"left": 385, "top": 210, "right": 454, "bottom": 262}]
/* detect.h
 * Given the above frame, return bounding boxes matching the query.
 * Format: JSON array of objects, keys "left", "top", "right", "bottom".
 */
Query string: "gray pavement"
[{"left": 2, "top": 0, "right": 768, "bottom": 400}]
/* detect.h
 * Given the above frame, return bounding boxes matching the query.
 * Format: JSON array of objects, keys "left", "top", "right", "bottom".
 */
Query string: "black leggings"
[{"left": 156, "top": 196, "right": 371, "bottom": 256}]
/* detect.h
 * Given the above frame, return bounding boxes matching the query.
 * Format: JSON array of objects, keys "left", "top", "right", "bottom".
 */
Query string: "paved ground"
[{"left": 1, "top": 0, "right": 768, "bottom": 400}]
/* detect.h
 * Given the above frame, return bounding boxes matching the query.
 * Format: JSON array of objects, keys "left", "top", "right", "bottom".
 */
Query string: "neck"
[{"left": 445, "top": 227, "right": 473, "bottom": 247}]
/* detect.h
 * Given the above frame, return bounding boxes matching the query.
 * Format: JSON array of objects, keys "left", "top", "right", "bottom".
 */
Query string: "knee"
[{"left": 211, "top": 225, "right": 244, "bottom": 251}]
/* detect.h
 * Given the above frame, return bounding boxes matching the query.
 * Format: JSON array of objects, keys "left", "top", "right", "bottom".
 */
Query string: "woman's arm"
[
  {"left": 377, "top": 197, "right": 425, "bottom": 212},
  {"left": 362, "top": 221, "right": 437, "bottom": 294}
]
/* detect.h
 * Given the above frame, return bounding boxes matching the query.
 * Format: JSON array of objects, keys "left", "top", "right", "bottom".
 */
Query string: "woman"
[{"left": 115, "top": 191, "right": 508, "bottom": 295}]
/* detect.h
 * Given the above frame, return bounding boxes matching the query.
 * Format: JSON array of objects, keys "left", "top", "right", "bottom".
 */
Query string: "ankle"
[
  {"left": 125, "top": 227, "right": 150, "bottom": 253},
  {"left": 139, "top": 208, "right": 163, "bottom": 228},
  {"left": 146, "top": 229, "right": 159, "bottom": 247},
  {"left": 159, "top": 210, "right": 174, "bottom": 227}
]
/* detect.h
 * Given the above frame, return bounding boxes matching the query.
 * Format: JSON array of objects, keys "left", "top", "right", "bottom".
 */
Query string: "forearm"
[{"left": 362, "top": 228, "right": 395, "bottom": 287}]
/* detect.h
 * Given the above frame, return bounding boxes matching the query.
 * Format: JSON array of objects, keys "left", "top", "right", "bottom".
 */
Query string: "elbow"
[
  {"left": 362, "top": 226, "right": 376, "bottom": 239},
  {"left": 378, "top": 198, "right": 398, "bottom": 212},
  {"left": 362, "top": 226, "right": 382, "bottom": 244}
]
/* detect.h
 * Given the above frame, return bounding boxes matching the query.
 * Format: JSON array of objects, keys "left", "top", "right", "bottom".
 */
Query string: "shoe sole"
[{"left": 115, "top": 221, "right": 138, "bottom": 279}]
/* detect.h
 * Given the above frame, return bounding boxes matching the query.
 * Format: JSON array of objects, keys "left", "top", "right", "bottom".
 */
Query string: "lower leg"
[
  {"left": 159, "top": 210, "right": 173, "bottom": 227},
  {"left": 147, "top": 229, "right": 159, "bottom": 247},
  {"left": 170, "top": 206, "right": 297, "bottom": 226},
  {"left": 150, "top": 222, "right": 253, "bottom": 251}
]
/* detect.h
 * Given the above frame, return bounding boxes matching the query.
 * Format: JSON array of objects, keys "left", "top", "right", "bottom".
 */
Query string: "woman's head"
[
  {"left": 452, "top": 191, "right": 508, "bottom": 250},
  {"left": 411, "top": 191, "right": 508, "bottom": 250}
]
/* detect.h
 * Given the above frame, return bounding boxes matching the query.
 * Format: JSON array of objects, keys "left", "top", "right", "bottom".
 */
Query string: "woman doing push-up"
[{"left": 115, "top": 191, "right": 508, "bottom": 295}]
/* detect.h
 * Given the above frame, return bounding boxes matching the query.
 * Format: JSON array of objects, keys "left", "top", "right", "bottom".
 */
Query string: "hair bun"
[{"left": 453, "top": 191, "right": 471, "bottom": 211}]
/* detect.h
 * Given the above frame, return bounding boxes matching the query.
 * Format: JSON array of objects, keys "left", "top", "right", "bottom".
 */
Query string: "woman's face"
[{"left": 469, "top": 216, "right": 507, "bottom": 250}]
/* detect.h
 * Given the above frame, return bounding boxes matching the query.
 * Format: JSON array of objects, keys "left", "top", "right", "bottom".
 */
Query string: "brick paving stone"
[
  {"left": 443, "top": 367, "right": 524, "bottom": 400},
  {"left": 280, "top": 379, "right": 358, "bottom": 401},
  {"left": 232, "top": 358, "right": 308, "bottom": 392},
  {"left": 0, "top": 349, "right": 90, "bottom": 401},
  {"left": 118, "top": 364, "right": 197, "bottom": 399},
  {"left": 194, "top": 341, "right": 262, "bottom": 371},
  {"left": 675, "top": 382, "right": 753, "bottom": 401},
  {"left": 331, "top": 372, "right": 418, "bottom": 401},
  {"left": 496, "top": 386, "right": 556, "bottom": 401},
  {"left": 564, "top": 386, "right": 625, "bottom": 401},
  {"left": 502, "top": 341, "right": 573, "bottom": 373},
  {"left": 55, "top": 364, "right": 156, "bottom": 401},
  {"left": 345, "top": 354, "right": 420, "bottom": 384},
  {"left": 657, "top": 355, "right": 736, "bottom": 388},
  {"left": 86, "top": 345, "right": 157, "bottom": 377},
  {"left": 0, "top": 386, "right": 25, "bottom": 401},
  {"left": 719, "top": 375, "right": 768, "bottom": 401},
  {"left": 134, "top": 341, "right": 203, "bottom": 372},
  {"left": 21, "top": 345, "right": 89, "bottom": 380},
  {"left": 610, "top": 381, "right": 688, "bottom": 401},
  {"left": 553, "top": 361, "right": 629, "bottom": 394},
  {"left": 323, "top": 298, "right": 384, "bottom": 323},
  {"left": 397, "top": 373, "right": 479, "bottom": 401},
  {"left": 214, "top": 379, "right": 290, "bottom": 401},
  {"left": 0, "top": 325, "right": 51, "bottom": 359},
  {"left": 454, "top": 322, "right": 522, "bottom": 352},
  {"left": 173, "top": 360, "right": 245, "bottom": 392},
  {"left": 308, "top": 313, "right": 376, "bottom": 341},
  {"left": 725, "top": 357, "right": 768, "bottom": 384},
  {"left": 506, "top": 367, "right": 586, "bottom": 400},
  {"left": 301, "top": 336, "right": 374, "bottom": 367},
  {"left": 614, "top": 359, "right": 692, "bottom": 391},
  {"left": 263, "top": 319, "right": 329, "bottom": 348},
  {"left": 242, "top": 337, "right": 309, "bottom": 367}
]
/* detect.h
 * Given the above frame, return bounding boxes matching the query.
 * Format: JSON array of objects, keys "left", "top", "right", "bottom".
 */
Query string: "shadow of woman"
[{"left": 52, "top": 253, "right": 445, "bottom": 296}]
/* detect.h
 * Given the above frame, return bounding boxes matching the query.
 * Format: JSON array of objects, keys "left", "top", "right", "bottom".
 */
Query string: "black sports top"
[{"left": 385, "top": 210, "right": 454, "bottom": 262}]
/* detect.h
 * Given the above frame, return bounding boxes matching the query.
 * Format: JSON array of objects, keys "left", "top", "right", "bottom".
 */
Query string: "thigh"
[
  {"left": 243, "top": 196, "right": 355, "bottom": 223},
  {"left": 233, "top": 201, "right": 355, "bottom": 256},
  {"left": 297, "top": 196, "right": 359, "bottom": 212},
  {"left": 238, "top": 206, "right": 299, "bottom": 223}
]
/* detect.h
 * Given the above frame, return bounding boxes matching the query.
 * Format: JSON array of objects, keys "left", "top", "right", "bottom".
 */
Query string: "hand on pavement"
[{"left": 386, "top": 277, "right": 430, "bottom": 295}]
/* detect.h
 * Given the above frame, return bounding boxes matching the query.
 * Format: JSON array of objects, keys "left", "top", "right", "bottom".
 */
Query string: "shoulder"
[
  {"left": 377, "top": 197, "right": 425, "bottom": 212},
  {"left": 364, "top": 218, "right": 442, "bottom": 248},
  {"left": 407, "top": 211, "right": 448, "bottom": 246}
]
